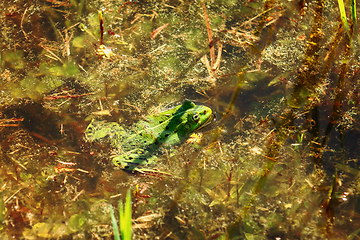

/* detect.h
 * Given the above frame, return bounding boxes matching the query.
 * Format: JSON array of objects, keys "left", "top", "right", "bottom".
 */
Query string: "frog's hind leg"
[
  {"left": 112, "top": 152, "right": 149, "bottom": 170},
  {"left": 85, "top": 120, "right": 126, "bottom": 146}
]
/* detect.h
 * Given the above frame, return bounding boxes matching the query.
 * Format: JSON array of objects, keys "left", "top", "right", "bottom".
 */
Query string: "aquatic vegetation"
[
  {"left": 110, "top": 189, "right": 132, "bottom": 240},
  {"left": 0, "top": 0, "right": 360, "bottom": 239}
]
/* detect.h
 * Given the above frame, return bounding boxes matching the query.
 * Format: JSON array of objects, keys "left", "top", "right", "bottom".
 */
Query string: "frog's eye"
[{"left": 192, "top": 113, "right": 200, "bottom": 122}]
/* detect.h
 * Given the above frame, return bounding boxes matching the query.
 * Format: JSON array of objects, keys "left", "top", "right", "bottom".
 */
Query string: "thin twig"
[
  {"left": 5, "top": 187, "right": 24, "bottom": 204},
  {"left": 7, "top": 155, "right": 27, "bottom": 170},
  {"left": 201, "top": 1, "right": 215, "bottom": 69},
  {"left": 21, "top": 8, "right": 28, "bottom": 39},
  {"left": 41, "top": 46, "right": 64, "bottom": 63},
  {"left": 62, "top": 22, "right": 80, "bottom": 32}
]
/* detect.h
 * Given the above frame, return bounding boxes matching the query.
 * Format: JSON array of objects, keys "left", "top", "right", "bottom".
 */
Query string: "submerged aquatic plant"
[
  {"left": 111, "top": 190, "right": 132, "bottom": 240},
  {"left": 338, "top": 0, "right": 350, "bottom": 37},
  {"left": 1, "top": 0, "right": 360, "bottom": 239}
]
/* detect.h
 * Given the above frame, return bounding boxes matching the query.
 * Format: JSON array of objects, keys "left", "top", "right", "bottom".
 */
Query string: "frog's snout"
[{"left": 201, "top": 111, "right": 215, "bottom": 128}]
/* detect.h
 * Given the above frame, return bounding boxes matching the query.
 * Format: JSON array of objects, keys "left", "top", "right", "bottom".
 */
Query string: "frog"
[{"left": 85, "top": 100, "right": 213, "bottom": 172}]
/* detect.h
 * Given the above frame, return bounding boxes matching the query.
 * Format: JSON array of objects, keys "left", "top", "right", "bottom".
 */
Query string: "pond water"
[{"left": 1, "top": 0, "right": 360, "bottom": 239}]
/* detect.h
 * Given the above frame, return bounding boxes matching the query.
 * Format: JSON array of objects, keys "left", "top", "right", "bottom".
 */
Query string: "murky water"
[{"left": 0, "top": 0, "right": 359, "bottom": 239}]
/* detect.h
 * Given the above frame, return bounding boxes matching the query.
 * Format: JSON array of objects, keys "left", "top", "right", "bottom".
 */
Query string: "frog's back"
[{"left": 133, "top": 101, "right": 212, "bottom": 146}]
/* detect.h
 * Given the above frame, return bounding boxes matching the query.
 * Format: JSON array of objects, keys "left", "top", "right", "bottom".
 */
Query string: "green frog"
[{"left": 85, "top": 100, "right": 213, "bottom": 172}]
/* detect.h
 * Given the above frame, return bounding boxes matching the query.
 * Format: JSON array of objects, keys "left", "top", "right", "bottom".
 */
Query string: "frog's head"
[{"left": 181, "top": 101, "right": 213, "bottom": 133}]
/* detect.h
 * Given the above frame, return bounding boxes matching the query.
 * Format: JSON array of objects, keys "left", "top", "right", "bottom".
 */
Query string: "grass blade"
[
  {"left": 338, "top": 0, "right": 351, "bottom": 38},
  {"left": 119, "top": 190, "right": 132, "bottom": 240},
  {"left": 351, "top": 0, "right": 357, "bottom": 24},
  {"left": 110, "top": 207, "right": 121, "bottom": 240}
]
